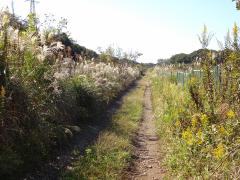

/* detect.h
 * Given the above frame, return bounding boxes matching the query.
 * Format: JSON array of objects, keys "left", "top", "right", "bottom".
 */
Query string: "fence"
[{"left": 157, "top": 65, "right": 222, "bottom": 86}]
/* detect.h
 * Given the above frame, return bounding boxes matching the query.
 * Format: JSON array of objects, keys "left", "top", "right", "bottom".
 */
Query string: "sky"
[{"left": 0, "top": 0, "right": 239, "bottom": 63}]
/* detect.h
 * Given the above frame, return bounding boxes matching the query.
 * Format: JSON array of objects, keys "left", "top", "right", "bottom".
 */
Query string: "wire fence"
[{"left": 157, "top": 65, "right": 222, "bottom": 86}]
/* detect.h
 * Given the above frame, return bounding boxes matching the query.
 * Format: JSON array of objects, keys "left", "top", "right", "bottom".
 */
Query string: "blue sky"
[{"left": 0, "top": 0, "right": 239, "bottom": 63}]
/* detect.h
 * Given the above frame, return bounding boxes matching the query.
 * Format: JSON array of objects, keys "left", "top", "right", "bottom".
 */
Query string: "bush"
[{"left": 0, "top": 9, "right": 141, "bottom": 179}]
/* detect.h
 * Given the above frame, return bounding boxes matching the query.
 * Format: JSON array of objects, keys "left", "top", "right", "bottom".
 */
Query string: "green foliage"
[
  {"left": 169, "top": 53, "right": 191, "bottom": 64},
  {"left": 233, "top": 0, "right": 240, "bottom": 10},
  {"left": 98, "top": 45, "right": 143, "bottom": 64},
  {"left": 0, "top": 9, "right": 140, "bottom": 179},
  {"left": 62, "top": 79, "right": 145, "bottom": 179},
  {"left": 26, "top": 13, "right": 37, "bottom": 33},
  {"left": 167, "top": 48, "right": 219, "bottom": 64},
  {"left": 152, "top": 23, "right": 240, "bottom": 178},
  {"left": 59, "top": 75, "right": 105, "bottom": 123},
  {"left": 63, "top": 134, "right": 131, "bottom": 180},
  {"left": 54, "top": 32, "right": 99, "bottom": 59}
]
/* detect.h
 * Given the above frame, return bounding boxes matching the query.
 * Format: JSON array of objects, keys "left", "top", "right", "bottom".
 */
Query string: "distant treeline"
[
  {"left": 54, "top": 32, "right": 99, "bottom": 60},
  {"left": 11, "top": 13, "right": 145, "bottom": 66},
  {"left": 157, "top": 49, "right": 222, "bottom": 64},
  {"left": 10, "top": 13, "right": 99, "bottom": 61}
]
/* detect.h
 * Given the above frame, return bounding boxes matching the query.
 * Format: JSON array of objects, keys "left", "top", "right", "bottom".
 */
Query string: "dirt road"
[{"left": 125, "top": 83, "right": 164, "bottom": 180}]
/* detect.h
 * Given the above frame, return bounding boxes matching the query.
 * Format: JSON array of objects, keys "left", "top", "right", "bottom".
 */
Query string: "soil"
[{"left": 124, "top": 83, "right": 165, "bottom": 180}]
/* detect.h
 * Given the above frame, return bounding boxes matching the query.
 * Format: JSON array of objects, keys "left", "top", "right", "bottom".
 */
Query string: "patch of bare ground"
[{"left": 124, "top": 83, "right": 165, "bottom": 180}]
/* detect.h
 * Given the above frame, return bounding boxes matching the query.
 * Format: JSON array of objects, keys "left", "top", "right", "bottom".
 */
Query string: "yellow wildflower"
[
  {"left": 226, "top": 110, "right": 236, "bottom": 119},
  {"left": 218, "top": 125, "right": 229, "bottom": 136},
  {"left": 182, "top": 128, "right": 194, "bottom": 145},
  {"left": 191, "top": 115, "right": 198, "bottom": 128},
  {"left": 189, "top": 77, "right": 197, "bottom": 85},
  {"left": 201, "top": 114, "right": 209, "bottom": 127},
  {"left": 233, "top": 23, "right": 239, "bottom": 40},
  {"left": 175, "top": 120, "right": 181, "bottom": 128},
  {"left": 213, "top": 143, "right": 225, "bottom": 160}
]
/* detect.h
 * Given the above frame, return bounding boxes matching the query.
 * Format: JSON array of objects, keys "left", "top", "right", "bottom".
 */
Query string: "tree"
[
  {"left": 123, "top": 50, "right": 143, "bottom": 62},
  {"left": 169, "top": 53, "right": 191, "bottom": 64},
  {"left": 232, "top": 0, "right": 240, "bottom": 9},
  {"left": 0, "top": 11, "right": 11, "bottom": 92},
  {"left": 157, "top": 58, "right": 168, "bottom": 64},
  {"left": 98, "top": 45, "right": 142, "bottom": 63}
]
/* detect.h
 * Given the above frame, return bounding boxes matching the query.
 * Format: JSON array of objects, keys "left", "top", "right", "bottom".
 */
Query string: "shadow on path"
[{"left": 24, "top": 79, "right": 141, "bottom": 180}]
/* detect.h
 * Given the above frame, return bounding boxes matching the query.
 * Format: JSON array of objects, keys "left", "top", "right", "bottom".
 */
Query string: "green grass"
[
  {"left": 62, "top": 79, "right": 146, "bottom": 180},
  {"left": 150, "top": 73, "right": 192, "bottom": 179},
  {"left": 150, "top": 71, "right": 238, "bottom": 178}
]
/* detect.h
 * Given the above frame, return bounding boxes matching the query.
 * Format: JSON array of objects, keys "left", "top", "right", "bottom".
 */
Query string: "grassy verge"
[
  {"left": 151, "top": 69, "right": 240, "bottom": 178},
  {"left": 150, "top": 73, "right": 193, "bottom": 179},
  {"left": 62, "top": 79, "right": 146, "bottom": 180}
]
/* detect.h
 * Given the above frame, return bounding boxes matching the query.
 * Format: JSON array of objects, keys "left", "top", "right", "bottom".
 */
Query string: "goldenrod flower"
[
  {"left": 201, "top": 114, "right": 209, "bottom": 127},
  {"left": 213, "top": 143, "right": 225, "bottom": 160},
  {"left": 233, "top": 23, "right": 239, "bottom": 42},
  {"left": 226, "top": 110, "right": 236, "bottom": 119},
  {"left": 191, "top": 115, "right": 198, "bottom": 128},
  {"left": 182, "top": 128, "right": 194, "bottom": 145},
  {"left": 175, "top": 120, "right": 181, "bottom": 128},
  {"left": 218, "top": 125, "right": 230, "bottom": 136},
  {"left": 188, "top": 77, "right": 197, "bottom": 85}
]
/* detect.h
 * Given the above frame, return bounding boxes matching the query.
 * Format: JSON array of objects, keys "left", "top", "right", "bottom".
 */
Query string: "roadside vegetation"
[
  {"left": 63, "top": 78, "right": 145, "bottom": 180},
  {"left": 2, "top": 1, "right": 240, "bottom": 179},
  {"left": 152, "top": 22, "right": 240, "bottom": 178},
  {"left": 0, "top": 10, "right": 142, "bottom": 179}
]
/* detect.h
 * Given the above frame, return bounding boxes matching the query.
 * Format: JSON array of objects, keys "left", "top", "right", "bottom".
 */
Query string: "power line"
[{"left": 25, "top": 0, "right": 39, "bottom": 14}]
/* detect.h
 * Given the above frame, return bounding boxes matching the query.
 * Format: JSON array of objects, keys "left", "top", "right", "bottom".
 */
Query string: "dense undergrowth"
[
  {"left": 151, "top": 24, "right": 240, "bottom": 179},
  {"left": 62, "top": 78, "right": 145, "bottom": 180},
  {"left": 0, "top": 10, "right": 141, "bottom": 179}
]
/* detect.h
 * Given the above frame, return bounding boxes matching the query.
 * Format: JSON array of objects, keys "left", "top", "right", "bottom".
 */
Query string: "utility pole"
[
  {"left": 26, "top": 0, "right": 39, "bottom": 14},
  {"left": 26, "top": 0, "right": 39, "bottom": 30},
  {"left": 11, "top": 0, "right": 15, "bottom": 16}
]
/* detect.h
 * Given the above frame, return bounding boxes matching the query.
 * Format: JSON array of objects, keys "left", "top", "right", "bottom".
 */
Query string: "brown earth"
[{"left": 124, "top": 83, "right": 165, "bottom": 180}]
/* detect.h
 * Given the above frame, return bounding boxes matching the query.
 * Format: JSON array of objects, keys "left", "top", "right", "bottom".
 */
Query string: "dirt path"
[
  {"left": 125, "top": 83, "right": 164, "bottom": 180},
  {"left": 24, "top": 81, "right": 139, "bottom": 180}
]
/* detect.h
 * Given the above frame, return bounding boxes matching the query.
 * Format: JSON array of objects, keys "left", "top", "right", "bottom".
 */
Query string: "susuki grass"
[
  {"left": 0, "top": 9, "right": 142, "bottom": 179},
  {"left": 62, "top": 79, "right": 146, "bottom": 180}
]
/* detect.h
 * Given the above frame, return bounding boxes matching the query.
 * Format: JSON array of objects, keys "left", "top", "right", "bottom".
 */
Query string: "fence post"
[
  {"left": 177, "top": 72, "right": 179, "bottom": 85},
  {"left": 182, "top": 73, "right": 184, "bottom": 86}
]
